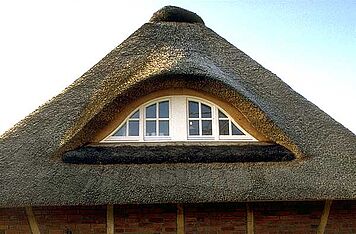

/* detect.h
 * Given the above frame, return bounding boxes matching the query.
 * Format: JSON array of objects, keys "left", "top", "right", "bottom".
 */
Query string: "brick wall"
[
  {"left": 185, "top": 203, "right": 246, "bottom": 234},
  {"left": 115, "top": 204, "right": 176, "bottom": 233},
  {"left": 254, "top": 201, "right": 324, "bottom": 234},
  {"left": 0, "top": 208, "right": 31, "bottom": 234},
  {"left": 33, "top": 206, "right": 107, "bottom": 234},
  {"left": 0, "top": 201, "right": 356, "bottom": 234},
  {"left": 325, "top": 200, "right": 356, "bottom": 234}
]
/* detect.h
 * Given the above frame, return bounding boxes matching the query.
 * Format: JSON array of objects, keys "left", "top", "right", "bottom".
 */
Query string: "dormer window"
[
  {"left": 145, "top": 100, "right": 170, "bottom": 140},
  {"left": 188, "top": 101, "right": 213, "bottom": 138},
  {"left": 113, "top": 110, "right": 140, "bottom": 137},
  {"left": 102, "top": 95, "right": 256, "bottom": 142}
]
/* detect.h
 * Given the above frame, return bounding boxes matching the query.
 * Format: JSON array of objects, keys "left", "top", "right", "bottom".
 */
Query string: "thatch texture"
[
  {"left": 62, "top": 142, "right": 295, "bottom": 164},
  {"left": 0, "top": 6, "right": 355, "bottom": 207},
  {"left": 149, "top": 6, "right": 204, "bottom": 24}
]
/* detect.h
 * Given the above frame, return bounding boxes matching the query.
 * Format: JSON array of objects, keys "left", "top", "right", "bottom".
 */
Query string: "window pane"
[
  {"left": 159, "top": 101, "right": 169, "bottom": 118},
  {"left": 188, "top": 101, "right": 199, "bottom": 118},
  {"left": 146, "top": 104, "right": 156, "bottom": 118},
  {"left": 219, "top": 120, "right": 229, "bottom": 135},
  {"left": 202, "top": 120, "right": 212, "bottom": 135},
  {"left": 232, "top": 122, "right": 244, "bottom": 135},
  {"left": 189, "top": 120, "right": 199, "bottom": 135},
  {"left": 146, "top": 120, "right": 156, "bottom": 136},
  {"left": 130, "top": 110, "right": 139, "bottom": 119},
  {"left": 201, "top": 104, "right": 211, "bottom": 118},
  {"left": 113, "top": 123, "right": 126, "bottom": 136},
  {"left": 128, "top": 120, "right": 139, "bottom": 136},
  {"left": 218, "top": 110, "right": 228, "bottom": 119},
  {"left": 159, "top": 120, "right": 169, "bottom": 136}
]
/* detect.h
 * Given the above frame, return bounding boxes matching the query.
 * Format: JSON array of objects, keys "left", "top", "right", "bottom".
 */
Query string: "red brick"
[{"left": 1, "top": 201, "right": 356, "bottom": 233}]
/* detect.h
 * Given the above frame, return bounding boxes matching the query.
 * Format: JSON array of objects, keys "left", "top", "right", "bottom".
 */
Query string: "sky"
[{"left": 0, "top": 1, "right": 355, "bottom": 135}]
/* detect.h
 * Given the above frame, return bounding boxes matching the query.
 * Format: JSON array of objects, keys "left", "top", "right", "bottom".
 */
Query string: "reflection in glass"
[
  {"left": 218, "top": 110, "right": 228, "bottom": 118},
  {"left": 146, "top": 104, "right": 156, "bottom": 118},
  {"left": 219, "top": 120, "right": 229, "bottom": 135},
  {"left": 202, "top": 120, "right": 212, "bottom": 135},
  {"left": 232, "top": 123, "right": 244, "bottom": 135},
  {"left": 159, "top": 120, "right": 169, "bottom": 136},
  {"left": 146, "top": 120, "right": 156, "bottom": 136},
  {"left": 189, "top": 120, "right": 199, "bottom": 135},
  {"left": 130, "top": 110, "right": 139, "bottom": 119},
  {"left": 188, "top": 101, "right": 199, "bottom": 118},
  {"left": 114, "top": 123, "right": 126, "bottom": 136},
  {"left": 201, "top": 104, "right": 211, "bottom": 118},
  {"left": 128, "top": 120, "right": 139, "bottom": 136},
  {"left": 159, "top": 101, "right": 169, "bottom": 118}
]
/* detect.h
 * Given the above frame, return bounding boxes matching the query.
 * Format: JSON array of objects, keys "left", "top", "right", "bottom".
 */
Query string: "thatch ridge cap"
[{"left": 149, "top": 6, "right": 205, "bottom": 25}]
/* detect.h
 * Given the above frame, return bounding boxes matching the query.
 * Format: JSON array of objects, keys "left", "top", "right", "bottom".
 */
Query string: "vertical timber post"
[
  {"left": 246, "top": 203, "right": 254, "bottom": 234},
  {"left": 177, "top": 204, "right": 185, "bottom": 234},
  {"left": 317, "top": 200, "right": 332, "bottom": 234},
  {"left": 107, "top": 204, "right": 114, "bottom": 234},
  {"left": 25, "top": 206, "right": 40, "bottom": 234}
]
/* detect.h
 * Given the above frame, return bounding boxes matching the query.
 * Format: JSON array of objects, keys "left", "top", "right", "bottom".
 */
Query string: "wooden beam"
[
  {"left": 107, "top": 204, "right": 114, "bottom": 234},
  {"left": 246, "top": 203, "right": 254, "bottom": 234},
  {"left": 25, "top": 206, "right": 40, "bottom": 234},
  {"left": 177, "top": 204, "right": 185, "bottom": 234},
  {"left": 317, "top": 200, "right": 332, "bottom": 234}
]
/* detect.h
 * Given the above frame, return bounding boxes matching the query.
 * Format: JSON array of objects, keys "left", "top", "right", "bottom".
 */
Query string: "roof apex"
[{"left": 149, "top": 6, "right": 205, "bottom": 25}]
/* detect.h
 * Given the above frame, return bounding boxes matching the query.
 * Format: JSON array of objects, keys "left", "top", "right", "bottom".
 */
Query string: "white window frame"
[
  {"left": 217, "top": 108, "right": 256, "bottom": 141},
  {"left": 143, "top": 99, "right": 171, "bottom": 141},
  {"left": 186, "top": 98, "right": 215, "bottom": 141},
  {"left": 102, "top": 95, "right": 256, "bottom": 142},
  {"left": 104, "top": 109, "right": 141, "bottom": 142}
]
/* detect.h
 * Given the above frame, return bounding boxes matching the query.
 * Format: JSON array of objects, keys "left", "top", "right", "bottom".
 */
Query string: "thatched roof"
[
  {"left": 62, "top": 142, "right": 295, "bottom": 164},
  {"left": 0, "top": 6, "right": 355, "bottom": 207}
]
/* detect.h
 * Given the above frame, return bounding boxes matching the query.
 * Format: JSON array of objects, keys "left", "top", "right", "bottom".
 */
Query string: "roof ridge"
[{"left": 149, "top": 6, "right": 205, "bottom": 25}]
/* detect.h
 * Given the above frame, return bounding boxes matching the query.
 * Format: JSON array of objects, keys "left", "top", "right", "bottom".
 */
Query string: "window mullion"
[
  {"left": 199, "top": 103, "right": 202, "bottom": 136},
  {"left": 213, "top": 107, "right": 218, "bottom": 140},
  {"left": 156, "top": 103, "right": 159, "bottom": 137},
  {"left": 199, "top": 119, "right": 202, "bottom": 136},
  {"left": 156, "top": 118, "right": 159, "bottom": 136},
  {"left": 140, "top": 107, "right": 144, "bottom": 141},
  {"left": 229, "top": 121, "right": 232, "bottom": 136}
]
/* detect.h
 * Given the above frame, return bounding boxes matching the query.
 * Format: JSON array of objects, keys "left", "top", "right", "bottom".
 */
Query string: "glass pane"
[
  {"left": 113, "top": 123, "right": 126, "bottom": 136},
  {"left": 146, "top": 104, "right": 156, "bottom": 118},
  {"left": 130, "top": 110, "right": 139, "bottom": 119},
  {"left": 159, "top": 120, "right": 169, "bottom": 136},
  {"left": 146, "top": 120, "right": 156, "bottom": 136},
  {"left": 201, "top": 104, "right": 211, "bottom": 118},
  {"left": 202, "top": 120, "right": 212, "bottom": 135},
  {"left": 128, "top": 120, "right": 139, "bottom": 136},
  {"left": 219, "top": 120, "right": 229, "bottom": 135},
  {"left": 232, "top": 122, "right": 244, "bottom": 135},
  {"left": 189, "top": 120, "right": 199, "bottom": 135},
  {"left": 159, "top": 101, "right": 169, "bottom": 118},
  {"left": 188, "top": 101, "right": 199, "bottom": 118},
  {"left": 218, "top": 110, "right": 228, "bottom": 119}
]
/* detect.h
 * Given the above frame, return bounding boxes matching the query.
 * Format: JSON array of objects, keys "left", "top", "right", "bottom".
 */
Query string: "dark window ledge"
[{"left": 62, "top": 142, "right": 295, "bottom": 164}]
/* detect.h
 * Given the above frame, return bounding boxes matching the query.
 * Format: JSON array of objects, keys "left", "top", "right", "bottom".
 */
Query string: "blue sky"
[{"left": 0, "top": 1, "right": 355, "bottom": 134}]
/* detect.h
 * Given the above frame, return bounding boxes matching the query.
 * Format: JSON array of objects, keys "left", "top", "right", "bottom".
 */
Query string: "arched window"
[{"left": 102, "top": 96, "right": 256, "bottom": 142}]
